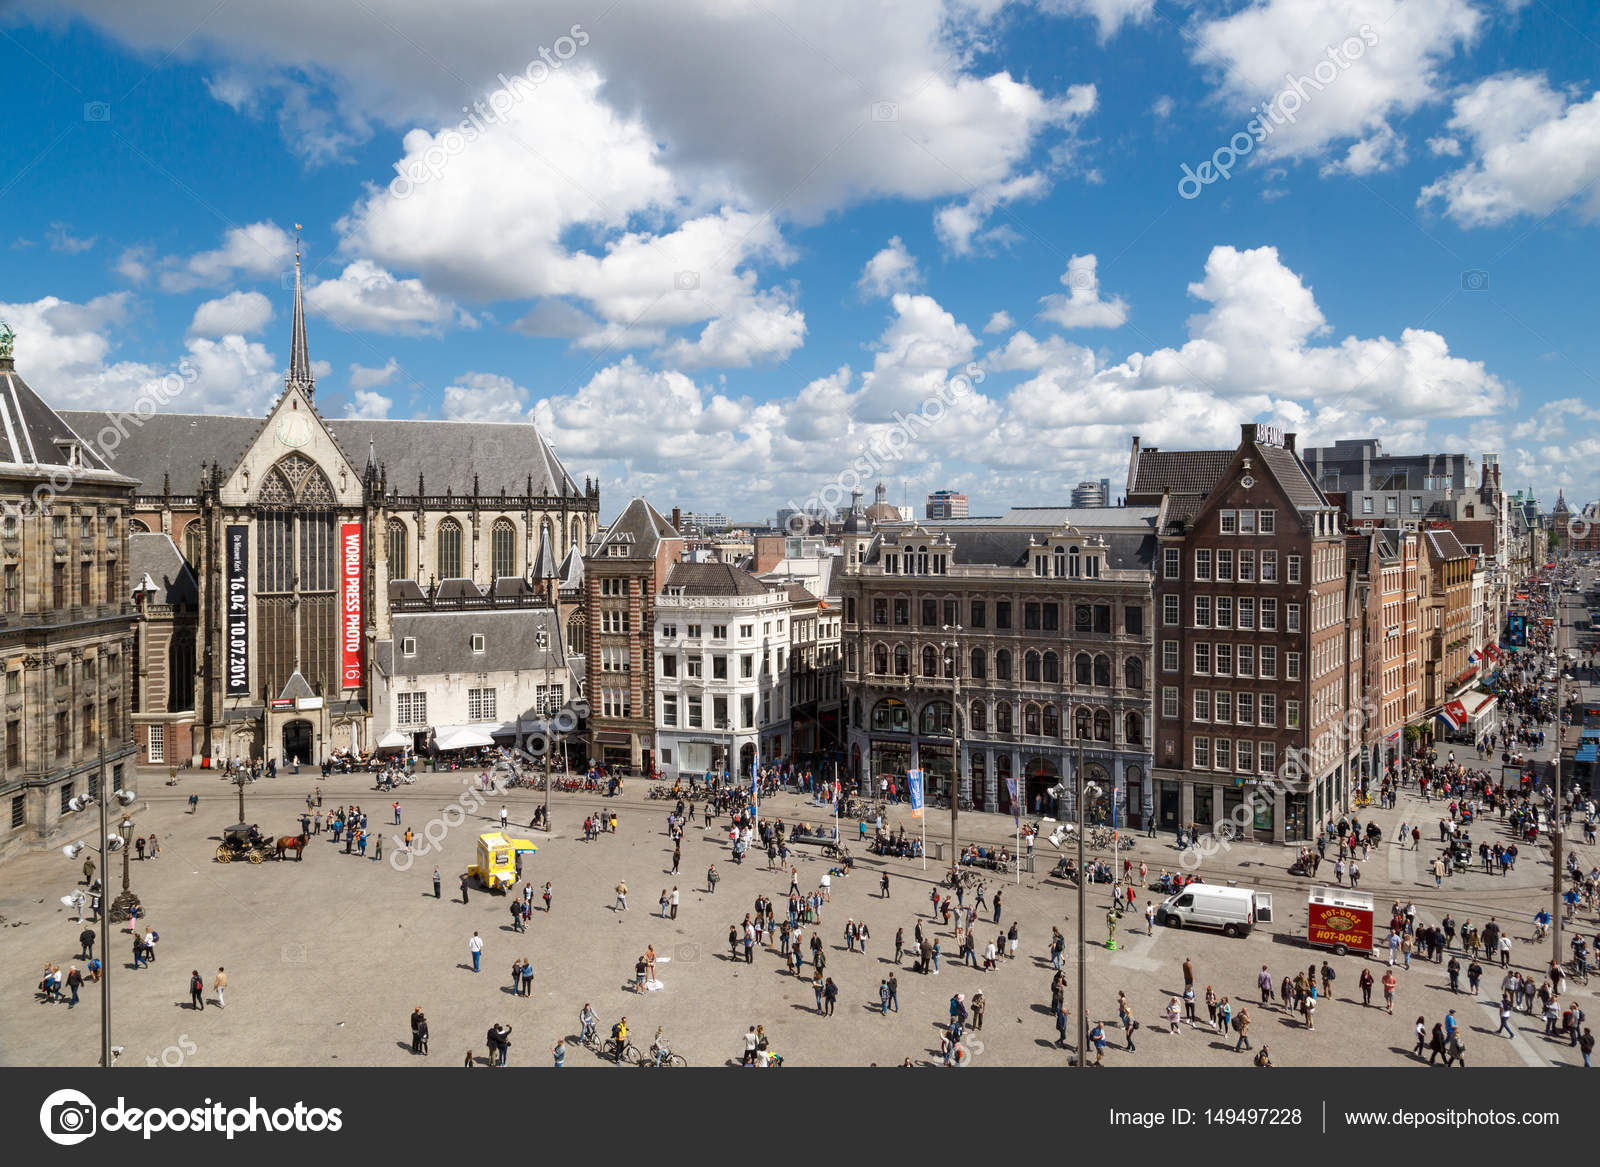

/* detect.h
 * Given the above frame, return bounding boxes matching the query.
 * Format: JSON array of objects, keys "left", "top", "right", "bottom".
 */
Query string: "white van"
[{"left": 1153, "top": 885, "right": 1264, "bottom": 937}]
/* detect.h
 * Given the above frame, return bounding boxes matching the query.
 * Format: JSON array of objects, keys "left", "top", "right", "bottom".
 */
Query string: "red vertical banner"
[{"left": 340, "top": 522, "right": 364, "bottom": 688}]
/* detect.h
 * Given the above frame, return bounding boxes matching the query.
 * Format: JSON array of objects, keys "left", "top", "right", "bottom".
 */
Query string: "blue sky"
[{"left": 2, "top": 0, "right": 1598, "bottom": 521}]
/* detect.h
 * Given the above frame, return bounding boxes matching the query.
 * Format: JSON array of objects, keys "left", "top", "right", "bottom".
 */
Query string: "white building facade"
[{"left": 652, "top": 564, "right": 791, "bottom": 777}]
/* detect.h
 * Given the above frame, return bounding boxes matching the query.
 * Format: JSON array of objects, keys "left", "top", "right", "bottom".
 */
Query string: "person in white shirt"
[{"left": 469, "top": 931, "right": 484, "bottom": 973}]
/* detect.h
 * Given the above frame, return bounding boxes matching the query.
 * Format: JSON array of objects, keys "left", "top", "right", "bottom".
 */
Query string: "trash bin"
[
  {"left": 1021, "top": 854, "right": 1035, "bottom": 873},
  {"left": 931, "top": 841, "right": 945, "bottom": 862}
]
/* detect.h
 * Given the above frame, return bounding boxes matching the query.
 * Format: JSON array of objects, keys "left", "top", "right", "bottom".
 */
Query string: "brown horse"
[{"left": 275, "top": 834, "right": 307, "bottom": 861}]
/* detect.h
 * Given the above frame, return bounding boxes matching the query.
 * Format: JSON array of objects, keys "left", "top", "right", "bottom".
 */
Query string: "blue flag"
[{"left": 907, "top": 769, "right": 924, "bottom": 820}]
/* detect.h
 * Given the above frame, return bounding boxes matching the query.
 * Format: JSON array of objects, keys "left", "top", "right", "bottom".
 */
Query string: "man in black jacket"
[{"left": 78, "top": 927, "right": 95, "bottom": 960}]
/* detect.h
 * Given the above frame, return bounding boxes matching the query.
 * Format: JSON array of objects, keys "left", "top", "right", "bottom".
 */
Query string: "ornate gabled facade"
[
  {"left": 840, "top": 507, "right": 1157, "bottom": 821},
  {"left": 61, "top": 252, "right": 598, "bottom": 767},
  {"left": 0, "top": 338, "right": 139, "bottom": 857}
]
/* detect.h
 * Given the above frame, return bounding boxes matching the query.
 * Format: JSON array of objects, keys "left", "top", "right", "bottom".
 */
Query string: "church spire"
[{"left": 287, "top": 223, "right": 314, "bottom": 399}]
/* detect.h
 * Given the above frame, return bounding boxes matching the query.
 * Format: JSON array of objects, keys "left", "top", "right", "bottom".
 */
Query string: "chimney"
[
  {"left": 754, "top": 534, "right": 785, "bottom": 574},
  {"left": 671, "top": 507, "right": 681, "bottom": 532},
  {"left": 1240, "top": 423, "right": 1257, "bottom": 445},
  {"left": 1284, "top": 432, "right": 1296, "bottom": 453}
]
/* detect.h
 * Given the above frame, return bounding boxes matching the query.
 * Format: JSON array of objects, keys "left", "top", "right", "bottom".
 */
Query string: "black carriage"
[{"left": 216, "top": 823, "right": 273, "bottom": 864}]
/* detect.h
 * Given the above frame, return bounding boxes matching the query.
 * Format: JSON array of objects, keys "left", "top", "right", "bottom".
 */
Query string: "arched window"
[
  {"left": 1075, "top": 653, "right": 1092, "bottom": 685},
  {"left": 1125, "top": 712, "right": 1144, "bottom": 745},
  {"left": 1053, "top": 547, "right": 1066, "bottom": 577},
  {"left": 128, "top": 518, "right": 149, "bottom": 534},
  {"left": 1042, "top": 651, "right": 1060, "bottom": 683},
  {"left": 920, "top": 701, "right": 953, "bottom": 736},
  {"left": 969, "top": 700, "right": 987, "bottom": 732},
  {"left": 436, "top": 519, "right": 463, "bottom": 579},
  {"left": 1093, "top": 654, "right": 1111, "bottom": 687},
  {"left": 921, "top": 645, "right": 939, "bottom": 677},
  {"left": 995, "top": 701, "right": 1013, "bottom": 735},
  {"left": 182, "top": 521, "right": 203, "bottom": 568},
  {"left": 1075, "top": 708, "right": 1091, "bottom": 739},
  {"left": 491, "top": 519, "right": 516, "bottom": 579},
  {"left": 570, "top": 517, "right": 583, "bottom": 555},
  {"left": 387, "top": 520, "right": 409, "bottom": 580},
  {"left": 969, "top": 648, "right": 986, "bottom": 680},
  {"left": 1124, "top": 657, "right": 1144, "bottom": 690},
  {"left": 871, "top": 698, "right": 911, "bottom": 733},
  {"left": 873, "top": 644, "right": 889, "bottom": 674},
  {"left": 1042, "top": 704, "right": 1060, "bottom": 737},
  {"left": 1023, "top": 703, "right": 1040, "bottom": 735},
  {"left": 995, "top": 649, "right": 1012, "bottom": 681},
  {"left": 1024, "top": 650, "right": 1041, "bottom": 682},
  {"left": 566, "top": 611, "right": 584, "bottom": 655},
  {"left": 1094, "top": 710, "right": 1112, "bottom": 741},
  {"left": 893, "top": 645, "right": 909, "bottom": 676},
  {"left": 1068, "top": 546, "right": 1081, "bottom": 577}
]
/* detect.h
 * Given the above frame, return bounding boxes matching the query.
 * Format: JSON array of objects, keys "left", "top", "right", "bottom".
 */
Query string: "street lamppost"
[
  {"left": 942, "top": 624, "right": 963, "bottom": 872},
  {"left": 232, "top": 767, "right": 251, "bottom": 824},
  {"left": 1074, "top": 737, "right": 1086, "bottom": 1066},
  {"left": 63, "top": 780, "right": 137, "bottom": 1067},
  {"left": 1551, "top": 589, "right": 1566, "bottom": 970}
]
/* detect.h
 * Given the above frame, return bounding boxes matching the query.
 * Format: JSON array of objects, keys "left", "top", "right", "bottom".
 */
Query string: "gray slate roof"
[
  {"left": 58, "top": 410, "right": 583, "bottom": 499},
  {"left": 864, "top": 522, "right": 1156, "bottom": 571},
  {"left": 663, "top": 561, "right": 773, "bottom": 597},
  {"left": 1128, "top": 449, "right": 1234, "bottom": 498},
  {"left": 1425, "top": 529, "right": 1470, "bottom": 560},
  {"left": 376, "top": 608, "right": 565, "bottom": 677},
  {"left": 592, "top": 497, "right": 679, "bottom": 559},
  {"left": 128, "top": 532, "right": 197, "bottom": 607},
  {"left": 1, "top": 362, "right": 127, "bottom": 479}
]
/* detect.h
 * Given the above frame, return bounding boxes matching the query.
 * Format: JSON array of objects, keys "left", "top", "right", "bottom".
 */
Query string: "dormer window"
[
  {"left": 470, "top": 633, "right": 486, "bottom": 652},
  {"left": 401, "top": 637, "right": 417, "bottom": 656},
  {"left": 55, "top": 441, "right": 84, "bottom": 468}
]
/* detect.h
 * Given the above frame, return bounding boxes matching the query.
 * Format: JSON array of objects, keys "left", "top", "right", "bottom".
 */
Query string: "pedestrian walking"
[
  {"left": 469, "top": 931, "right": 483, "bottom": 973},
  {"left": 189, "top": 969, "right": 205, "bottom": 1010},
  {"left": 615, "top": 880, "right": 628, "bottom": 911},
  {"left": 213, "top": 967, "right": 227, "bottom": 1008}
]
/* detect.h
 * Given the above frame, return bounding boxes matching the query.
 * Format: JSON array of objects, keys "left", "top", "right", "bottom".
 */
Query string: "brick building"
[
  {"left": 1126, "top": 424, "right": 1354, "bottom": 842},
  {"left": 584, "top": 498, "right": 681, "bottom": 772}
]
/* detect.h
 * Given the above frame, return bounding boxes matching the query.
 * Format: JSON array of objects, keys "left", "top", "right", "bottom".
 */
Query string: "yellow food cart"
[{"left": 468, "top": 831, "right": 538, "bottom": 892}]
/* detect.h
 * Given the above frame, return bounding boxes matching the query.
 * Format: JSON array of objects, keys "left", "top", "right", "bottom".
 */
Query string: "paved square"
[{"left": 0, "top": 765, "right": 1593, "bottom": 1069}]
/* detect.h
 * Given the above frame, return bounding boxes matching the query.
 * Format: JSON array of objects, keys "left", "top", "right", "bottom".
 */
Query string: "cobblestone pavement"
[{"left": 0, "top": 760, "right": 1592, "bottom": 1068}]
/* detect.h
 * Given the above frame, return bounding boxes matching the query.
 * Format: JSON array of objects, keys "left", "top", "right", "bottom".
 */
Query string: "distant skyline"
[{"left": 3, "top": 0, "right": 1599, "bottom": 522}]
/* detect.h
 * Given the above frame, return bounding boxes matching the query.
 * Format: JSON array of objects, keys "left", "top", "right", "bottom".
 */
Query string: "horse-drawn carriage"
[{"left": 215, "top": 823, "right": 307, "bottom": 863}]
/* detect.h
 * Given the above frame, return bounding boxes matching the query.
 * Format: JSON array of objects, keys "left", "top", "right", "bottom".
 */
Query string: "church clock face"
[{"left": 276, "top": 412, "right": 314, "bottom": 449}]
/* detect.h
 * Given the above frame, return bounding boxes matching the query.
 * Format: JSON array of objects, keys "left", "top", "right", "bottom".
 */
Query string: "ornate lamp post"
[{"left": 942, "top": 625, "right": 963, "bottom": 871}]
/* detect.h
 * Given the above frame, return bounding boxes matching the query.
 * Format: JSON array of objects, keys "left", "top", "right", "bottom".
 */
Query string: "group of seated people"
[
  {"left": 1153, "top": 869, "right": 1203, "bottom": 894},
  {"left": 958, "top": 843, "right": 1012, "bottom": 868},
  {"left": 1049, "top": 858, "right": 1115, "bottom": 884},
  {"left": 870, "top": 829, "right": 923, "bottom": 858}
]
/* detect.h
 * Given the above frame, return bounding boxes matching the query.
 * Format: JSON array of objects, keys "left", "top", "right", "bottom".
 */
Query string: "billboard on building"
[
  {"left": 340, "top": 522, "right": 364, "bottom": 688},
  {"left": 225, "top": 524, "right": 249, "bottom": 697}
]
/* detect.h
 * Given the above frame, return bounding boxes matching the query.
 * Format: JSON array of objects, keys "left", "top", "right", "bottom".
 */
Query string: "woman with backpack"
[{"left": 189, "top": 969, "right": 205, "bottom": 1010}]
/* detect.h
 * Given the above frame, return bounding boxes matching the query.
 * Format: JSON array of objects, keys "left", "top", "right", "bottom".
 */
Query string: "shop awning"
[
  {"left": 434, "top": 725, "right": 497, "bottom": 750},
  {"left": 376, "top": 730, "right": 412, "bottom": 749}
]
